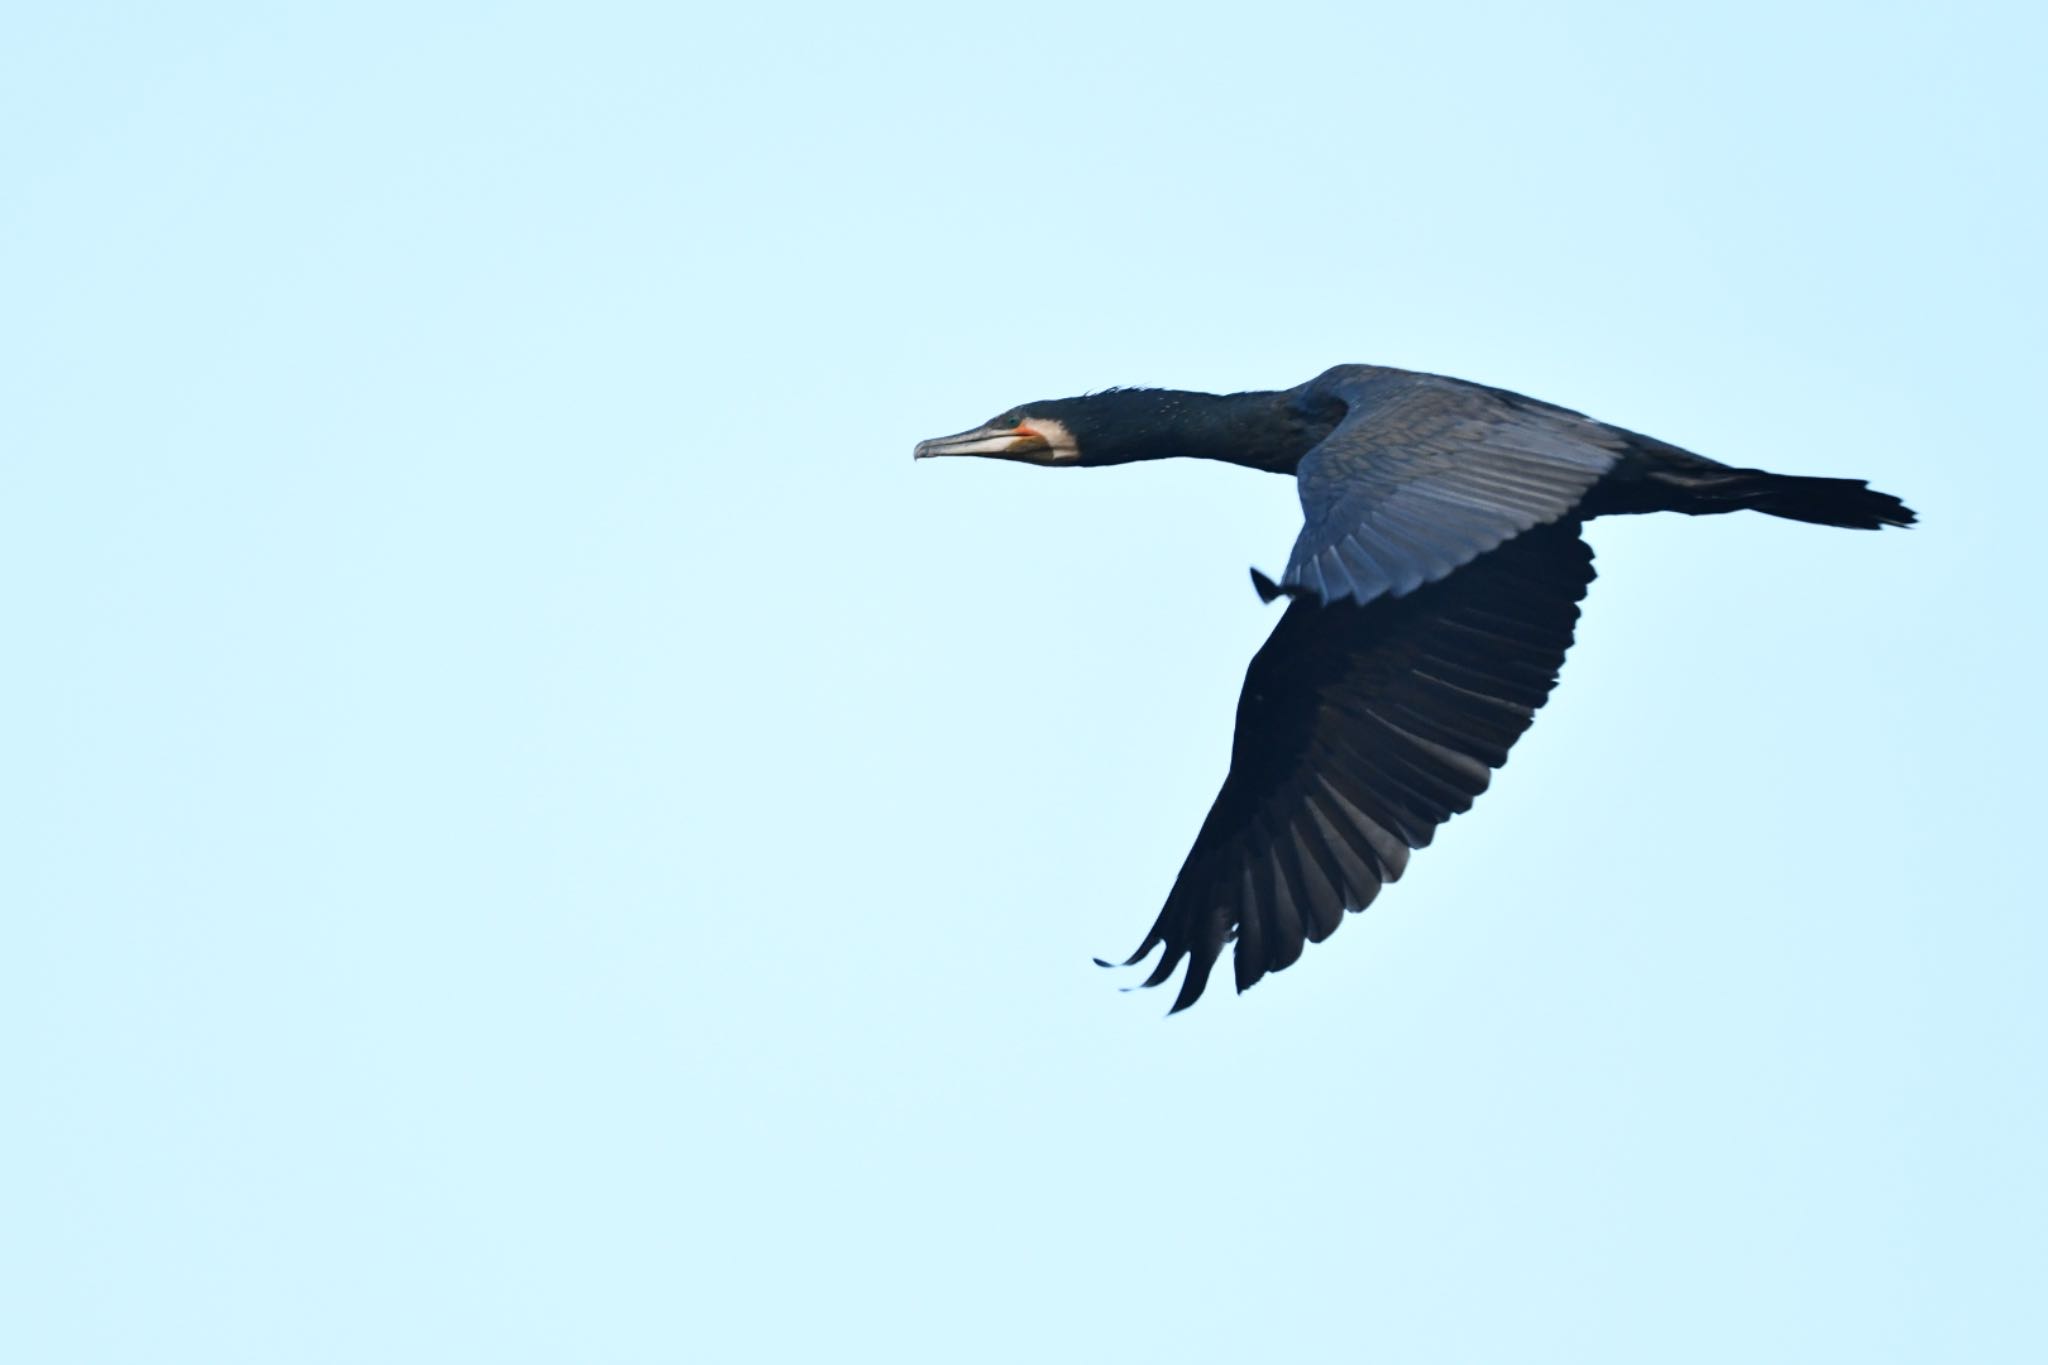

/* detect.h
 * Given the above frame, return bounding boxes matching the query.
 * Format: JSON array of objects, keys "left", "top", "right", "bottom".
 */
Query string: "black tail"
[{"left": 1669, "top": 467, "right": 1917, "bottom": 530}]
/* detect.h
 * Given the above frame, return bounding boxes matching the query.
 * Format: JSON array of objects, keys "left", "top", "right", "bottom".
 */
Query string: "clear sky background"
[{"left": 4, "top": 3, "right": 2043, "bottom": 1361}]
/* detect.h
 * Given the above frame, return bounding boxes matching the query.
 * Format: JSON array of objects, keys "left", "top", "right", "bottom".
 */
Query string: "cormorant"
[{"left": 915, "top": 364, "right": 1915, "bottom": 1012}]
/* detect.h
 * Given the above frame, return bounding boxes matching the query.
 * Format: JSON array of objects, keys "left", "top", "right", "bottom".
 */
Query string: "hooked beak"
[{"left": 913, "top": 421, "right": 1056, "bottom": 464}]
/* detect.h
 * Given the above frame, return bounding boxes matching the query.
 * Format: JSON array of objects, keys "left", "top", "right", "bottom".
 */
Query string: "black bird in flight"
[{"left": 916, "top": 365, "right": 1914, "bottom": 1012}]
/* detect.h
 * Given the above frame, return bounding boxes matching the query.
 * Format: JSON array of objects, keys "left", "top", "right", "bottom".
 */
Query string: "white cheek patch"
[{"left": 1028, "top": 416, "right": 1081, "bottom": 462}]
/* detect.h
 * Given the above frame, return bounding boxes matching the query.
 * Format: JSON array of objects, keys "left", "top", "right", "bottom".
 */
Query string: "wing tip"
[{"left": 1252, "top": 566, "right": 1316, "bottom": 604}]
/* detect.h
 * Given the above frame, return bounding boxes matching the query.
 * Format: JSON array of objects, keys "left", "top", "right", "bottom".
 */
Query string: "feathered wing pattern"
[
  {"left": 1283, "top": 368, "right": 1619, "bottom": 605},
  {"left": 1115, "top": 521, "right": 1598, "bottom": 1011}
]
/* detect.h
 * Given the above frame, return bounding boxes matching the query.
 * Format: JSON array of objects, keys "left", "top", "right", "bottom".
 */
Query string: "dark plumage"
[{"left": 915, "top": 364, "right": 1915, "bottom": 1011}]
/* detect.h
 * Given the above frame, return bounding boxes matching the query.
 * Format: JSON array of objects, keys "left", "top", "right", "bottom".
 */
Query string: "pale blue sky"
[{"left": 4, "top": 3, "right": 2043, "bottom": 1361}]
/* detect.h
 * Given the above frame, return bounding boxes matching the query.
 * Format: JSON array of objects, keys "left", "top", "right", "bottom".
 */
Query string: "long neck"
[{"left": 1103, "top": 388, "right": 1336, "bottom": 474}]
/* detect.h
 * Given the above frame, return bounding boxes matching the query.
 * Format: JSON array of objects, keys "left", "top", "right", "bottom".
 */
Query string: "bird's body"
[{"left": 916, "top": 364, "right": 1914, "bottom": 1011}]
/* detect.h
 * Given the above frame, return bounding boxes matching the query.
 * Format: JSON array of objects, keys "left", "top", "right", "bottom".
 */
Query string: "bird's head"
[
  {"left": 912, "top": 400, "right": 1088, "bottom": 467},
  {"left": 914, "top": 386, "right": 1312, "bottom": 472},
  {"left": 915, "top": 388, "right": 1215, "bottom": 468}
]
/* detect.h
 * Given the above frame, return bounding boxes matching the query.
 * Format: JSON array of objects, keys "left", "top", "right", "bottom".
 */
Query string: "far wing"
[
  {"left": 1115, "top": 520, "right": 1597, "bottom": 1012},
  {"left": 1284, "top": 367, "right": 1619, "bottom": 605}
]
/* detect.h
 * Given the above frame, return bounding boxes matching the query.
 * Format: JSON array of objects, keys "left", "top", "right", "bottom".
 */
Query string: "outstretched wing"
[
  {"left": 1284, "top": 367, "right": 1620, "bottom": 605},
  {"left": 1115, "top": 521, "right": 1598, "bottom": 1012}
]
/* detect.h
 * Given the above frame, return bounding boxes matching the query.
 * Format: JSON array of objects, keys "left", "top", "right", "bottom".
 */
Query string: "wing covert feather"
[{"left": 1283, "top": 368, "right": 1619, "bottom": 605}]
